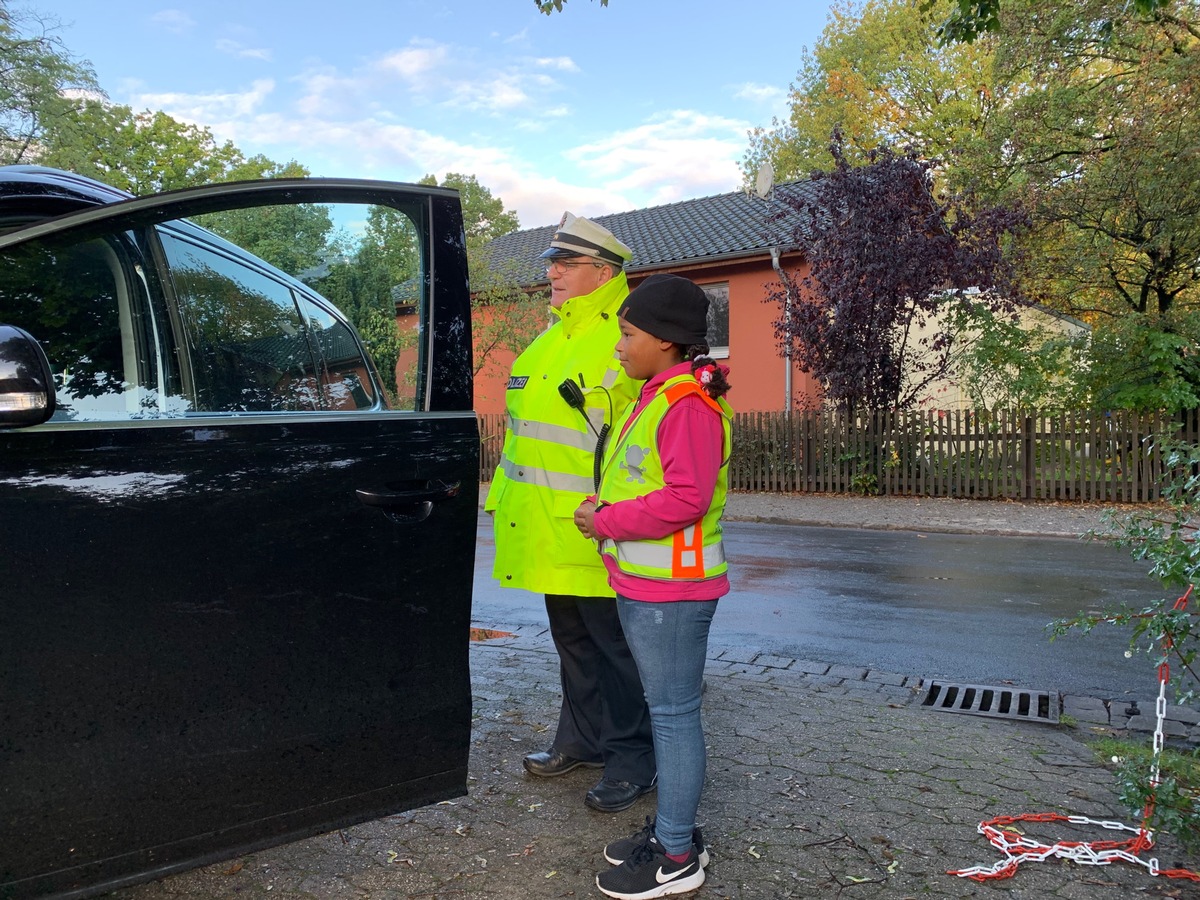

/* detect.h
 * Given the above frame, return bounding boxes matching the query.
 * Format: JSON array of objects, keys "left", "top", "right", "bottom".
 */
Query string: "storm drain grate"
[{"left": 921, "top": 682, "right": 1059, "bottom": 724}]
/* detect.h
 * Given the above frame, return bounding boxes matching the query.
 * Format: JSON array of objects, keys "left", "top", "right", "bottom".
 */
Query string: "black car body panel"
[{"left": 0, "top": 169, "right": 477, "bottom": 898}]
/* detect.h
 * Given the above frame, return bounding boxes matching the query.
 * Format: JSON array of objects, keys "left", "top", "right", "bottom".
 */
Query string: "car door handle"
[{"left": 356, "top": 480, "right": 461, "bottom": 524}]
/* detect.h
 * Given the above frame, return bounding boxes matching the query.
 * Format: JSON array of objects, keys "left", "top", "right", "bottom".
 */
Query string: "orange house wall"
[{"left": 464, "top": 254, "right": 818, "bottom": 416}]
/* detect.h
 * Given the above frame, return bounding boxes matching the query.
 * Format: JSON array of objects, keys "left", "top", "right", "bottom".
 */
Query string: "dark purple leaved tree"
[{"left": 768, "top": 130, "right": 1029, "bottom": 413}]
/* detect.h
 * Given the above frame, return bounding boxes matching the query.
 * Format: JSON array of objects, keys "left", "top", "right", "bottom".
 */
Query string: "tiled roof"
[{"left": 482, "top": 179, "right": 818, "bottom": 285}]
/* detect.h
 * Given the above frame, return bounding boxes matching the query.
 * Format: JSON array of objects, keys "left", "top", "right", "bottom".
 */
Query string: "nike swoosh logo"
[{"left": 655, "top": 862, "right": 697, "bottom": 884}]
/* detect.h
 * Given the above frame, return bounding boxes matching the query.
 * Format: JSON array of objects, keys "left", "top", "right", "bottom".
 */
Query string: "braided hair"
[{"left": 681, "top": 343, "right": 731, "bottom": 400}]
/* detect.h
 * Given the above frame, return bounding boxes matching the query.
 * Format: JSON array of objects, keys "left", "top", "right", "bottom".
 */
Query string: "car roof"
[{"left": 0, "top": 165, "right": 133, "bottom": 222}]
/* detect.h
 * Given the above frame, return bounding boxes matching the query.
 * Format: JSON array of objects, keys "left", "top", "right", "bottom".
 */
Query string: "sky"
[{"left": 31, "top": 0, "right": 834, "bottom": 230}]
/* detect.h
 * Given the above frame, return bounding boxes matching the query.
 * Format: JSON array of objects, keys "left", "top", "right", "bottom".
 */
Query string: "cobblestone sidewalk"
[
  {"left": 120, "top": 624, "right": 1200, "bottom": 900},
  {"left": 119, "top": 494, "right": 1196, "bottom": 899}
]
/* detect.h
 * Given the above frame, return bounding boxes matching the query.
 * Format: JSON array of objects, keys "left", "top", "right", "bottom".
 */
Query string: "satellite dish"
[{"left": 755, "top": 161, "right": 775, "bottom": 199}]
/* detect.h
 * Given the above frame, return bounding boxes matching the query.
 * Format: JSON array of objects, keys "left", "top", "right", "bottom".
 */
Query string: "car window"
[
  {"left": 294, "top": 292, "right": 377, "bottom": 410},
  {"left": 159, "top": 230, "right": 326, "bottom": 413},
  {"left": 0, "top": 235, "right": 176, "bottom": 422},
  {"left": 183, "top": 200, "right": 427, "bottom": 412},
  {"left": 0, "top": 196, "right": 436, "bottom": 420}
]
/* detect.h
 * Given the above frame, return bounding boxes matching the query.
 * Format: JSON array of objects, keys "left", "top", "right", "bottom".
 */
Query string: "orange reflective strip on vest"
[
  {"left": 671, "top": 522, "right": 706, "bottom": 578},
  {"left": 663, "top": 380, "right": 724, "bottom": 416}
]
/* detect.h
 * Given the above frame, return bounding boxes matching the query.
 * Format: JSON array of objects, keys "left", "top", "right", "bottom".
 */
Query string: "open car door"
[{"left": 0, "top": 179, "right": 477, "bottom": 898}]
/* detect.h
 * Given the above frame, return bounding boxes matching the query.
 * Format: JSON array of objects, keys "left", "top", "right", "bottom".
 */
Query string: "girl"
[{"left": 574, "top": 273, "right": 733, "bottom": 900}]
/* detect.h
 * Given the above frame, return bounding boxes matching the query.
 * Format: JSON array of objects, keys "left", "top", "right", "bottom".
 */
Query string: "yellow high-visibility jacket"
[
  {"left": 484, "top": 272, "right": 640, "bottom": 595},
  {"left": 597, "top": 374, "right": 733, "bottom": 583}
]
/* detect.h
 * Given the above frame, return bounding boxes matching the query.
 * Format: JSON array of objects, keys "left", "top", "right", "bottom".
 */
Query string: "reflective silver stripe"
[
  {"left": 586, "top": 407, "right": 606, "bottom": 435},
  {"left": 612, "top": 537, "right": 727, "bottom": 570},
  {"left": 601, "top": 360, "right": 621, "bottom": 389},
  {"left": 678, "top": 525, "right": 700, "bottom": 570},
  {"left": 509, "top": 416, "right": 596, "bottom": 453},
  {"left": 498, "top": 456, "right": 595, "bottom": 494}
]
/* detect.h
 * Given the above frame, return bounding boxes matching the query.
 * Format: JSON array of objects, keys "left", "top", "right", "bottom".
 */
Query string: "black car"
[{"left": 0, "top": 166, "right": 478, "bottom": 899}]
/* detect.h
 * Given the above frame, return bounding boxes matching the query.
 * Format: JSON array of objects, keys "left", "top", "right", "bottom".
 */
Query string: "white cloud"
[
  {"left": 447, "top": 73, "right": 530, "bottom": 112},
  {"left": 371, "top": 41, "right": 570, "bottom": 115},
  {"left": 529, "top": 56, "right": 580, "bottom": 73},
  {"left": 135, "top": 79, "right": 275, "bottom": 124},
  {"left": 62, "top": 88, "right": 106, "bottom": 103},
  {"left": 149, "top": 10, "right": 195, "bottom": 34},
  {"left": 735, "top": 82, "right": 787, "bottom": 106},
  {"left": 261, "top": 40, "right": 574, "bottom": 128},
  {"left": 293, "top": 67, "right": 362, "bottom": 117},
  {"left": 377, "top": 40, "right": 452, "bottom": 83},
  {"left": 99, "top": 39, "right": 749, "bottom": 229},
  {"left": 566, "top": 110, "right": 749, "bottom": 208},
  {"left": 502, "top": 176, "right": 633, "bottom": 228},
  {"left": 215, "top": 39, "right": 273, "bottom": 62}
]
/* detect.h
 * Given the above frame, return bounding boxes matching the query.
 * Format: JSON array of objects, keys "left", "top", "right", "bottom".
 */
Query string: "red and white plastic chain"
[{"left": 949, "top": 585, "right": 1200, "bottom": 883}]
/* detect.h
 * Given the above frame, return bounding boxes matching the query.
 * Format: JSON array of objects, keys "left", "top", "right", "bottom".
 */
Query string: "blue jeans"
[{"left": 616, "top": 596, "right": 717, "bottom": 856}]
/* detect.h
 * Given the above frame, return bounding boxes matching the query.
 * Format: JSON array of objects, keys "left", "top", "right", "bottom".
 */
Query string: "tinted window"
[
  {"left": 192, "top": 200, "right": 428, "bottom": 411},
  {"left": 160, "top": 231, "right": 323, "bottom": 413},
  {"left": 1, "top": 197, "right": 432, "bottom": 420},
  {"left": 294, "top": 293, "right": 376, "bottom": 410},
  {"left": 0, "top": 235, "right": 175, "bottom": 421}
]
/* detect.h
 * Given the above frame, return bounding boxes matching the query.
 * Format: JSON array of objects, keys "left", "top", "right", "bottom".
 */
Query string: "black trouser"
[{"left": 544, "top": 594, "right": 656, "bottom": 785}]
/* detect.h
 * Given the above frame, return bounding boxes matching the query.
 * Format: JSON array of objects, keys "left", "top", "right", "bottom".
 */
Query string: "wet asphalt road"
[{"left": 472, "top": 514, "right": 1164, "bottom": 699}]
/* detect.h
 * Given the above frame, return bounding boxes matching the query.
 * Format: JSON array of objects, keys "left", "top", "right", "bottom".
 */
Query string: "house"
[
  {"left": 913, "top": 299, "right": 1089, "bottom": 411},
  {"left": 471, "top": 180, "right": 822, "bottom": 415},
  {"left": 468, "top": 179, "right": 1081, "bottom": 416}
]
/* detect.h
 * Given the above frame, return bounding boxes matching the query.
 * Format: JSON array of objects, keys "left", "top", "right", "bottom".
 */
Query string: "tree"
[
  {"left": 745, "top": 0, "right": 1200, "bottom": 410},
  {"left": 0, "top": 2, "right": 98, "bottom": 164},
  {"left": 991, "top": 1, "right": 1200, "bottom": 316},
  {"left": 1051, "top": 434, "right": 1200, "bottom": 852},
  {"left": 742, "top": 0, "right": 1003, "bottom": 189},
  {"left": 313, "top": 204, "right": 424, "bottom": 398},
  {"left": 946, "top": 302, "right": 1083, "bottom": 411},
  {"left": 983, "top": 0, "right": 1200, "bottom": 405},
  {"left": 39, "top": 99, "right": 253, "bottom": 194},
  {"left": 419, "top": 172, "right": 520, "bottom": 247},
  {"left": 927, "top": 0, "right": 1173, "bottom": 44},
  {"left": 1073, "top": 314, "right": 1200, "bottom": 411},
  {"left": 769, "top": 131, "right": 1028, "bottom": 413}
]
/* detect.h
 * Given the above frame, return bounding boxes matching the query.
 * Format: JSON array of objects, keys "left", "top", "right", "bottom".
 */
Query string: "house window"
[{"left": 700, "top": 283, "right": 729, "bottom": 358}]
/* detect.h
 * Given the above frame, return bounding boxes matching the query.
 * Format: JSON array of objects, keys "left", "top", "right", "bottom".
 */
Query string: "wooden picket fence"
[{"left": 478, "top": 408, "right": 1200, "bottom": 503}]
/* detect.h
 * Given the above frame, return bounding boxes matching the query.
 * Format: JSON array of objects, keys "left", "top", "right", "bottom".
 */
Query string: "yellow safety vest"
[
  {"left": 484, "top": 272, "right": 641, "bottom": 595},
  {"left": 596, "top": 374, "right": 733, "bottom": 583}
]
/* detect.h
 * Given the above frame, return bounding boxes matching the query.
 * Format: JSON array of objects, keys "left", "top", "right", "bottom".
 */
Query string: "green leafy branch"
[
  {"left": 925, "top": 0, "right": 1173, "bottom": 44},
  {"left": 534, "top": 0, "right": 608, "bottom": 14}
]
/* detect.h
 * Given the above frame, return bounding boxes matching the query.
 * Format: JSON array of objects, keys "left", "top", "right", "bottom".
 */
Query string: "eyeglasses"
[{"left": 545, "top": 259, "right": 602, "bottom": 275}]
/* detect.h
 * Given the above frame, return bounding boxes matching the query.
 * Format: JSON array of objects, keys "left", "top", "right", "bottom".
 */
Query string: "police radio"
[{"left": 559, "top": 377, "right": 609, "bottom": 492}]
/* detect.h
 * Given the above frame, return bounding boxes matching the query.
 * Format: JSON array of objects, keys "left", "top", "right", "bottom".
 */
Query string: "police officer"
[{"left": 484, "top": 212, "right": 656, "bottom": 812}]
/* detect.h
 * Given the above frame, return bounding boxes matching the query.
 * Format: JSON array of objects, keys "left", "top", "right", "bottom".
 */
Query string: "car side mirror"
[{"left": 0, "top": 324, "right": 56, "bottom": 428}]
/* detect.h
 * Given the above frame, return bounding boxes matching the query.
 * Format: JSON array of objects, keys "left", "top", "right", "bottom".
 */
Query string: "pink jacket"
[{"left": 592, "top": 361, "right": 731, "bottom": 602}]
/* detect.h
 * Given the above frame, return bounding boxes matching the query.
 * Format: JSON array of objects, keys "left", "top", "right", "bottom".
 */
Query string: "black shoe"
[
  {"left": 585, "top": 776, "right": 657, "bottom": 813},
  {"left": 604, "top": 816, "right": 710, "bottom": 868},
  {"left": 522, "top": 748, "right": 601, "bottom": 778},
  {"left": 596, "top": 834, "right": 704, "bottom": 899}
]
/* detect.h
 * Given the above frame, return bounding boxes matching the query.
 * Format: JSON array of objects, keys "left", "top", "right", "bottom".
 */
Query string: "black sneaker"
[
  {"left": 603, "top": 816, "right": 710, "bottom": 868},
  {"left": 596, "top": 834, "right": 704, "bottom": 899}
]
